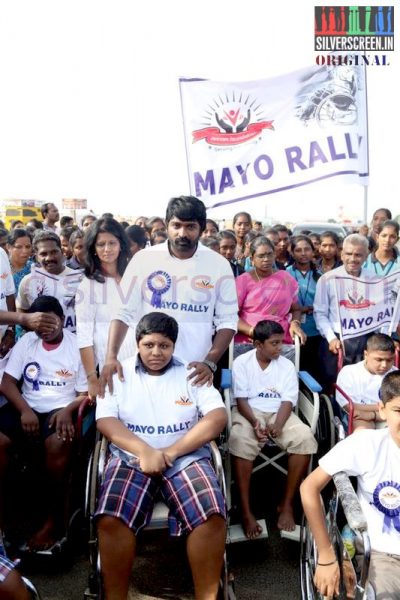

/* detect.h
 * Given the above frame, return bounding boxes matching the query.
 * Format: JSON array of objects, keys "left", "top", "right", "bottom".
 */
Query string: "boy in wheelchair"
[
  {"left": 0, "top": 295, "right": 88, "bottom": 552},
  {"left": 336, "top": 333, "right": 397, "bottom": 431},
  {"left": 229, "top": 320, "right": 317, "bottom": 538},
  {"left": 301, "top": 370, "right": 400, "bottom": 599},
  {"left": 95, "top": 312, "right": 227, "bottom": 600}
]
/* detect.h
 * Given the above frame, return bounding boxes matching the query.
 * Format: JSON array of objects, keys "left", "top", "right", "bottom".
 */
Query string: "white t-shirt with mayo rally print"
[
  {"left": 5, "top": 330, "right": 87, "bottom": 412},
  {"left": 319, "top": 429, "right": 400, "bottom": 555},
  {"left": 114, "top": 242, "right": 238, "bottom": 363},
  {"left": 233, "top": 349, "right": 298, "bottom": 413},
  {"left": 96, "top": 354, "right": 225, "bottom": 475}
]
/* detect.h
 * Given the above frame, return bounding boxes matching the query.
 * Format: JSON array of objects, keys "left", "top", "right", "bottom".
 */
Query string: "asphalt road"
[
  {"left": 16, "top": 442, "right": 302, "bottom": 599},
  {"left": 25, "top": 526, "right": 301, "bottom": 600},
  {"left": 23, "top": 468, "right": 302, "bottom": 600}
]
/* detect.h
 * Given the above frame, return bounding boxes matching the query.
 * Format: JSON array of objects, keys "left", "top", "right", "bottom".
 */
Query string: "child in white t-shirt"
[
  {"left": 0, "top": 295, "right": 87, "bottom": 551},
  {"left": 95, "top": 311, "right": 227, "bottom": 600},
  {"left": 301, "top": 370, "right": 400, "bottom": 598},
  {"left": 229, "top": 319, "right": 317, "bottom": 538},
  {"left": 336, "top": 333, "right": 396, "bottom": 431}
]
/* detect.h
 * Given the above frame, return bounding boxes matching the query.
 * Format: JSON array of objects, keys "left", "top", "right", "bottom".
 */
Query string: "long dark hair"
[
  {"left": 290, "top": 235, "right": 320, "bottom": 282},
  {"left": 84, "top": 218, "right": 132, "bottom": 283}
]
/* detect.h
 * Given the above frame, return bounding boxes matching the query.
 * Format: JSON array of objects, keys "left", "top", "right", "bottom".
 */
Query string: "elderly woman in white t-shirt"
[{"left": 76, "top": 218, "right": 136, "bottom": 399}]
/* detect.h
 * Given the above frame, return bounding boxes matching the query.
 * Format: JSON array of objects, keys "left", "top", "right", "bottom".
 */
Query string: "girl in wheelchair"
[
  {"left": 95, "top": 312, "right": 227, "bottom": 600},
  {"left": 301, "top": 370, "right": 400, "bottom": 599},
  {"left": 0, "top": 295, "right": 88, "bottom": 552}
]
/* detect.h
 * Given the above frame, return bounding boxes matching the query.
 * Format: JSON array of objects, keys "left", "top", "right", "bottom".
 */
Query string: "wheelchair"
[
  {"left": 84, "top": 431, "right": 235, "bottom": 600},
  {"left": 22, "top": 576, "right": 42, "bottom": 599},
  {"left": 300, "top": 471, "right": 374, "bottom": 599},
  {"left": 2, "top": 396, "right": 96, "bottom": 561},
  {"left": 220, "top": 352, "right": 325, "bottom": 545}
]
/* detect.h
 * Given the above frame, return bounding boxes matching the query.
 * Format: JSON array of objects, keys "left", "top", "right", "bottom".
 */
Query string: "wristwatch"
[{"left": 202, "top": 359, "right": 217, "bottom": 373}]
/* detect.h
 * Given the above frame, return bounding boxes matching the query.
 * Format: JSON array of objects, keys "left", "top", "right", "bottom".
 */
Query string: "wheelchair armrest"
[
  {"left": 298, "top": 371, "right": 322, "bottom": 393},
  {"left": 220, "top": 368, "right": 232, "bottom": 390},
  {"left": 209, "top": 440, "right": 225, "bottom": 493},
  {"left": 210, "top": 440, "right": 223, "bottom": 474},
  {"left": 333, "top": 471, "right": 367, "bottom": 532}
]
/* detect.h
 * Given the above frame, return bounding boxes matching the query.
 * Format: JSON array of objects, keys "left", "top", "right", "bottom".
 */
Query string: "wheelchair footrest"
[
  {"left": 279, "top": 524, "right": 301, "bottom": 542},
  {"left": 84, "top": 589, "right": 99, "bottom": 600},
  {"left": 18, "top": 536, "right": 68, "bottom": 557},
  {"left": 227, "top": 520, "right": 268, "bottom": 543}
]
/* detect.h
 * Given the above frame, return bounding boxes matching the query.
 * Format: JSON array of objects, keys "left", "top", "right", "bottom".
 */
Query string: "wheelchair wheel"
[
  {"left": 218, "top": 550, "right": 236, "bottom": 600},
  {"left": 84, "top": 432, "right": 106, "bottom": 600},
  {"left": 22, "top": 577, "right": 42, "bottom": 600},
  {"left": 300, "top": 517, "right": 321, "bottom": 600}
]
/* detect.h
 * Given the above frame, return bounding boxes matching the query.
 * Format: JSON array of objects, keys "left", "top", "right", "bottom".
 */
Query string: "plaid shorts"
[
  {"left": 0, "top": 555, "right": 19, "bottom": 584},
  {"left": 95, "top": 457, "right": 226, "bottom": 537}
]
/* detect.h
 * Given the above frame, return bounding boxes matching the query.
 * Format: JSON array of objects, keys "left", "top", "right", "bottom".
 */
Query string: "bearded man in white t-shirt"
[{"left": 100, "top": 196, "right": 238, "bottom": 394}]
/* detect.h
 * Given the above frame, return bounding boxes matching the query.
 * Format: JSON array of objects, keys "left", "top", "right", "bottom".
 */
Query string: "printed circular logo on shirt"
[
  {"left": 147, "top": 270, "right": 172, "bottom": 308},
  {"left": 372, "top": 480, "right": 400, "bottom": 534},
  {"left": 23, "top": 361, "right": 41, "bottom": 391}
]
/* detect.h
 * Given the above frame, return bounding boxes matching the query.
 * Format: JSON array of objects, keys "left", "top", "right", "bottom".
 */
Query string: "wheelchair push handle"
[
  {"left": 333, "top": 471, "right": 368, "bottom": 532},
  {"left": 332, "top": 383, "right": 355, "bottom": 434},
  {"left": 337, "top": 347, "right": 344, "bottom": 372},
  {"left": 77, "top": 395, "right": 96, "bottom": 441}
]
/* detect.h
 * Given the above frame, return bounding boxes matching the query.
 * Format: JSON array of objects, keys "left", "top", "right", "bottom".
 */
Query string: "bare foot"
[
  {"left": 27, "top": 518, "right": 57, "bottom": 551},
  {"left": 242, "top": 513, "right": 263, "bottom": 540},
  {"left": 277, "top": 505, "right": 296, "bottom": 531}
]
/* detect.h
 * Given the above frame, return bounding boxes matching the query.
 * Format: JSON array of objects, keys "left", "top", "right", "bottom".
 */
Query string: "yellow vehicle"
[{"left": 1, "top": 201, "right": 43, "bottom": 230}]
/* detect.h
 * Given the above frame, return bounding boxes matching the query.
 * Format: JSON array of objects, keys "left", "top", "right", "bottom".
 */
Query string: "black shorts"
[{"left": 0, "top": 403, "right": 65, "bottom": 443}]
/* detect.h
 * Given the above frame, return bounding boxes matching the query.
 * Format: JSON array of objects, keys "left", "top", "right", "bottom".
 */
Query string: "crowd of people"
[{"left": 0, "top": 198, "right": 399, "bottom": 599}]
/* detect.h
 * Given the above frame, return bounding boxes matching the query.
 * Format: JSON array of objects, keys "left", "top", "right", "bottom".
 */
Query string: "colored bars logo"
[{"left": 315, "top": 6, "right": 394, "bottom": 51}]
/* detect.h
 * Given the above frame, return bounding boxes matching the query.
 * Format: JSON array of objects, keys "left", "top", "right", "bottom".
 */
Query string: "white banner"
[
  {"left": 179, "top": 62, "right": 368, "bottom": 210},
  {"left": 335, "top": 273, "right": 400, "bottom": 341}
]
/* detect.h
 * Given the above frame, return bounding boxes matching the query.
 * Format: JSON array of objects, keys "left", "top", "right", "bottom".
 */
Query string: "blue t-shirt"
[
  {"left": 363, "top": 251, "right": 400, "bottom": 277},
  {"left": 286, "top": 265, "right": 320, "bottom": 337}
]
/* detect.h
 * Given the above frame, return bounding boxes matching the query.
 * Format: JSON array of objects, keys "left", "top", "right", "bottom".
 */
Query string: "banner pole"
[
  {"left": 362, "top": 60, "right": 370, "bottom": 225},
  {"left": 363, "top": 185, "right": 368, "bottom": 224}
]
